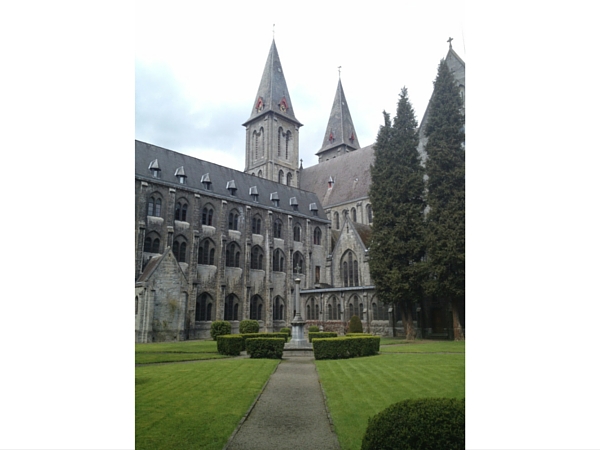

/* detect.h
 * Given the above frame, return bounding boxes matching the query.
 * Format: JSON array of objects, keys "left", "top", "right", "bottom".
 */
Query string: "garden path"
[{"left": 224, "top": 356, "right": 340, "bottom": 449}]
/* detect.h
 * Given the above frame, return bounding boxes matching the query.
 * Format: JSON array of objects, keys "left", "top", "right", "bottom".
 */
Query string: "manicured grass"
[
  {"left": 379, "top": 340, "right": 465, "bottom": 353},
  {"left": 316, "top": 352, "right": 465, "bottom": 450},
  {"left": 136, "top": 358, "right": 279, "bottom": 450},
  {"left": 135, "top": 340, "right": 218, "bottom": 353},
  {"left": 135, "top": 340, "right": 227, "bottom": 364}
]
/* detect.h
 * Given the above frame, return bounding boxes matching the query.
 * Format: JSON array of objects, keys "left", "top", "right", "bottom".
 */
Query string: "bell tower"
[{"left": 243, "top": 40, "right": 302, "bottom": 187}]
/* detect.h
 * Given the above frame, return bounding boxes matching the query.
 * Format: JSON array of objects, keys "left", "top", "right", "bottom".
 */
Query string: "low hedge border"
[
  {"left": 313, "top": 336, "right": 380, "bottom": 360},
  {"left": 240, "top": 333, "right": 288, "bottom": 349},
  {"left": 216, "top": 335, "right": 244, "bottom": 356},
  {"left": 308, "top": 332, "right": 337, "bottom": 343},
  {"left": 245, "top": 338, "right": 286, "bottom": 359}
]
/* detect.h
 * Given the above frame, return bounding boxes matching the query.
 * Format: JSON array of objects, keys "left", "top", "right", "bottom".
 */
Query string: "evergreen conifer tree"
[
  {"left": 424, "top": 60, "right": 465, "bottom": 340},
  {"left": 369, "top": 88, "right": 426, "bottom": 340}
]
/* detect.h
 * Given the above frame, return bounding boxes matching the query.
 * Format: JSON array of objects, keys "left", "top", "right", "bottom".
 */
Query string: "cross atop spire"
[
  {"left": 338, "top": 66, "right": 341, "bottom": 79},
  {"left": 447, "top": 37, "right": 453, "bottom": 49}
]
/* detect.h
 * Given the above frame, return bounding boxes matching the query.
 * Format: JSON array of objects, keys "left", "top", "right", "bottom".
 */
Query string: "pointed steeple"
[
  {"left": 316, "top": 78, "right": 360, "bottom": 161},
  {"left": 243, "top": 40, "right": 301, "bottom": 126}
]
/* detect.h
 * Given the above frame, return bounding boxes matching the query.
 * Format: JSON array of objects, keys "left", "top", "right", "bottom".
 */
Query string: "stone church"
[{"left": 135, "top": 40, "right": 465, "bottom": 342}]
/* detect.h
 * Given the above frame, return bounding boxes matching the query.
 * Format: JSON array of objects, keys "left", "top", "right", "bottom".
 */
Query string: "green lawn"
[
  {"left": 316, "top": 352, "right": 465, "bottom": 450},
  {"left": 135, "top": 339, "right": 229, "bottom": 364},
  {"left": 379, "top": 339, "right": 465, "bottom": 353},
  {"left": 136, "top": 358, "right": 279, "bottom": 450}
]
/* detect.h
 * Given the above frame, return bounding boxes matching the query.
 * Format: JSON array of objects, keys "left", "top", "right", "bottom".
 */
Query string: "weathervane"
[
  {"left": 273, "top": 24, "right": 275, "bottom": 39},
  {"left": 447, "top": 37, "right": 453, "bottom": 49}
]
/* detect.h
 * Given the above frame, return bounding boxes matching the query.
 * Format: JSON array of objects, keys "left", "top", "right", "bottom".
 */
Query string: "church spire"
[
  {"left": 316, "top": 78, "right": 360, "bottom": 162},
  {"left": 243, "top": 39, "right": 301, "bottom": 127}
]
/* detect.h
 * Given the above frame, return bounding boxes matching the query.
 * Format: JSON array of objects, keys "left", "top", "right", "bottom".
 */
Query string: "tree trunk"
[
  {"left": 451, "top": 298, "right": 464, "bottom": 341},
  {"left": 400, "top": 302, "right": 416, "bottom": 340}
]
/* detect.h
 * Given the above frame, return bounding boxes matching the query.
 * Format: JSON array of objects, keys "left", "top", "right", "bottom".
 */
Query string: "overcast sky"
[{"left": 135, "top": 0, "right": 465, "bottom": 171}]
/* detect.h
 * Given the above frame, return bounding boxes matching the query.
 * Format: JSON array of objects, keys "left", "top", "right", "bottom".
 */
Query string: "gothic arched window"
[
  {"left": 250, "top": 295, "right": 263, "bottom": 321},
  {"left": 172, "top": 237, "right": 187, "bottom": 263},
  {"left": 272, "top": 249, "right": 285, "bottom": 272},
  {"left": 293, "top": 223, "right": 301, "bottom": 242},
  {"left": 228, "top": 211, "right": 239, "bottom": 231},
  {"left": 292, "top": 252, "right": 304, "bottom": 274},
  {"left": 252, "top": 215, "right": 262, "bottom": 235},
  {"left": 341, "top": 251, "right": 359, "bottom": 287},
  {"left": 313, "top": 227, "right": 322, "bottom": 245},
  {"left": 175, "top": 200, "right": 188, "bottom": 221},
  {"left": 225, "top": 242, "right": 241, "bottom": 267},
  {"left": 273, "top": 219, "right": 283, "bottom": 238},
  {"left": 202, "top": 204, "right": 214, "bottom": 226},
  {"left": 224, "top": 294, "right": 239, "bottom": 321},
  {"left": 334, "top": 211, "right": 340, "bottom": 230},
  {"left": 198, "top": 239, "right": 216, "bottom": 265},
  {"left": 195, "top": 293, "right": 213, "bottom": 321},
  {"left": 251, "top": 246, "right": 264, "bottom": 270},
  {"left": 287, "top": 172, "right": 292, "bottom": 186}
]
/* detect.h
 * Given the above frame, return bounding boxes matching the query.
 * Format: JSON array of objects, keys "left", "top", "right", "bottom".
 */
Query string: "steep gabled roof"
[
  {"left": 331, "top": 215, "right": 370, "bottom": 255},
  {"left": 243, "top": 40, "right": 302, "bottom": 127},
  {"left": 316, "top": 79, "right": 360, "bottom": 156},
  {"left": 300, "top": 144, "right": 375, "bottom": 208},
  {"left": 136, "top": 248, "right": 188, "bottom": 284}
]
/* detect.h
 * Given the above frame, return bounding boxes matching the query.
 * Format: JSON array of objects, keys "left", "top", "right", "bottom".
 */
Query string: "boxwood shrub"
[
  {"left": 308, "top": 325, "right": 320, "bottom": 332},
  {"left": 313, "top": 336, "right": 380, "bottom": 360},
  {"left": 240, "top": 333, "right": 288, "bottom": 349},
  {"left": 361, "top": 398, "right": 465, "bottom": 450},
  {"left": 216, "top": 335, "right": 244, "bottom": 356},
  {"left": 239, "top": 319, "right": 260, "bottom": 334},
  {"left": 245, "top": 338, "right": 285, "bottom": 359},
  {"left": 210, "top": 321, "right": 231, "bottom": 340},
  {"left": 308, "top": 332, "right": 337, "bottom": 343}
]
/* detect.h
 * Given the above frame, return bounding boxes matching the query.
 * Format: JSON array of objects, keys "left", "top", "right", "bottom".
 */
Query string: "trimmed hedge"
[
  {"left": 308, "top": 325, "right": 320, "bottom": 332},
  {"left": 240, "top": 332, "right": 288, "bottom": 349},
  {"left": 313, "top": 336, "right": 380, "bottom": 360},
  {"left": 361, "top": 398, "right": 465, "bottom": 450},
  {"left": 210, "top": 321, "right": 231, "bottom": 340},
  {"left": 216, "top": 335, "right": 244, "bottom": 356},
  {"left": 246, "top": 338, "right": 285, "bottom": 359},
  {"left": 308, "top": 332, "right": 337, "bottom": 343},
  {"left": 239, "top": 320, "right": 260, "bottom": 334}
]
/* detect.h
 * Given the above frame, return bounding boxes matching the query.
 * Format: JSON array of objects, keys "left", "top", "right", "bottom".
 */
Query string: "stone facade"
[{"left": 135, "top": 40, "right": 464, "bottom": 342}]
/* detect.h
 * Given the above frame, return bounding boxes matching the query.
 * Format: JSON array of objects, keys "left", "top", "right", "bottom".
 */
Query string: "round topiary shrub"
[
  {"left": 308, "top": 325, "right": 320, "bottom": 332},
  {"left": 239, "top": 319, "right": 260, "bottom": 334},
  {"left": 348, "top": 315, "right": 363, "bottom": 333},
  {"left": 361, "top": 398, "right": 465, "bottom": 450},
  {"left": 210, "top": 321, "right": 231, "bottom": 341}
]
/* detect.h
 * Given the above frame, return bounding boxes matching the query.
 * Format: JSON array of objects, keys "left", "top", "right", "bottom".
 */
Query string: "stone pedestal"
[{"left": 283, "top": 277, "right": 312, "bottom": 356}]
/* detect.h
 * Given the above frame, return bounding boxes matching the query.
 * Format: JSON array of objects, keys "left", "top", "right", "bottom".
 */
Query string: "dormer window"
[
  {"left": 148, "top": 159, "right": 161, "bottom": 178},
  {"left": 328, "top": 176, "right": 334, "bottom": 189},
  {"left": 270, "top": 192, "right": 279, "bottom": 207},
  {"left": 249, "top": 186, "right": 259, "bottom": 202},
  {"left": 174, "top": 166, "right": 187, "bottom": 184},
  {"left": 201, "top": 173, "right": 212, "bottom": 190},
  {"left": 309, "top": 203, "right": 318, "bottom": 217},
  {"left": 290, "top": 197, "right": 298, "bottom": 211},
  {"left": 226, "top": 180, "right": 237, "bottom": 196}
]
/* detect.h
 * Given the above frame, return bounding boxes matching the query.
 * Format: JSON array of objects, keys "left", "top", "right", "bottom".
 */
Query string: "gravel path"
[{"left": 224, "top": 356, "right": 340, "bottom": 449}]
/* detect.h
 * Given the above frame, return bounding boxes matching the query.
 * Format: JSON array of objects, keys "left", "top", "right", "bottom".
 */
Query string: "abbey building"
[{"left": 135, "top": 40, "right": 465, "bottom": 342}]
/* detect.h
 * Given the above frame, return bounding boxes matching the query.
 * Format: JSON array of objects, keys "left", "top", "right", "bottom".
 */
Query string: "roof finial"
[
  {"left": 338, "top": 66, "right": 341, "bottom": 79},
  {"left": 447, "top": 36, "right": 453, "bottom": 49},
  {"left": 273, "top": 24, "right": 275, "bottom": 40}
]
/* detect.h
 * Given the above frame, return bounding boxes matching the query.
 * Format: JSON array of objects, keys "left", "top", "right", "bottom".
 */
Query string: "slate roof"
[
  {"left": 243, "top": 40, "right": 302, "bottom": 127},
  {"left": 136, "top": 140, "right": 327, "bottom": 221},
  {"left": 300, "top": 144, "right": 375, "bottom": 208},
  {"left": 316, "top": 79, "right": 360, "bottom": 155}
]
